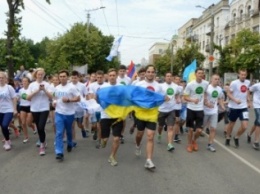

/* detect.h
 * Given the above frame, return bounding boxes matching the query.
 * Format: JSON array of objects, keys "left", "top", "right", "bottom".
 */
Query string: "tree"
[
  {"left": 39, "top": 23, "right": 119, "bottom": 75},
  {"left": 5, "top": 0, "right": 50, "bottom": 79}
]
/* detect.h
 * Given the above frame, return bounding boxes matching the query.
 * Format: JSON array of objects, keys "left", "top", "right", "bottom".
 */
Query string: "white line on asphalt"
[{"left": 214, "top": 138, "right": 260, "bottom": 175}]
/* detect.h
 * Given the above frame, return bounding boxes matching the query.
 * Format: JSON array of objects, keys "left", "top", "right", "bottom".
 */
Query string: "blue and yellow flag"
[
  {"left": 97, "top": 85, "right": 165, "bottom": 122},
  {"left": 183, "top": 59, "right": 197, "bottom": 82}
]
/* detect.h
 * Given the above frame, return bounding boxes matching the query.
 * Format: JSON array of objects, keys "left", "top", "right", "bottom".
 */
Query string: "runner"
[
  {"left": 203, "top": 74, "right": 225, "bottom": 152},
  {"left": 0, "top": 72, "right": 17, "bottom": 150},
  {"left": 248, "top": 81, "right": 260, "bottom": 150},
  {"left": 27, "top": 68, "right": 53, "bottom": 156},
  {"left": 99, "top": 68, "right": 123, "bottom": 166},
  {"left": 135, "top": 65, "right": 168, "bottom": 169},
  {"left": 157, "top": 72, "right": 180, "bottom": 151},
  {"left": 225, "top": 69, "right": 250, "bottom": 148},
  {"left": 53, "top": 70, "right": 80, "bottom": 161},
  {"left": 183, "top": 68, "right": 208, "bottom": 153},
  {"left": 88, "top": 70, "right": 107, "bottom": 148},
  {"left": 18, "top": 77, "right": 37, "bottom": 143}
]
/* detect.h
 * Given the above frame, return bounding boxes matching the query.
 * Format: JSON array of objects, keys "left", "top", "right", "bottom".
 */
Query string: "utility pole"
[{"left": 85, "top": 6, "right": 105, "bottom": 36}]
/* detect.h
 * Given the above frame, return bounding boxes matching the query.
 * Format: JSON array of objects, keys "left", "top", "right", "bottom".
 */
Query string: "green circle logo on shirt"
[
  {"left": 21, "top": 93, "right": 27, "bottom": 100},
  {"left": 167, "top": 88, "right": 174, "bottom": 95},
  {"left": 195, "top": 86, "right": 203, "bottom": 94},
  {"left": 212, "top": 90, "right": 218, "bottom": 98},
  {"left": 120, "top": 81, "right": 126, "bottom": 85}
]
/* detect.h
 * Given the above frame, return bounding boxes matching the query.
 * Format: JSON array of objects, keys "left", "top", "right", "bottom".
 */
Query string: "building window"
[
  {"left": 233, "top": 13, "right": 236, "bottom": 20},
  {"left": 240, "top": 9, "right": 243, "bottom": 18},
  {"left": 253, "top": 25, "right": 259, "bottom": 32},
  {"left": 247, "top": 5, "right": 251, "bottom": 15},
  {"left": 158, "top": 49, "right": 163, "bottom": 54}
]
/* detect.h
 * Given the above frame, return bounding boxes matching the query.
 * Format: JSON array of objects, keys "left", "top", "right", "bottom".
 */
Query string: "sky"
[{"left": 0, "top": 0, "right": 228, "bottom": 66}]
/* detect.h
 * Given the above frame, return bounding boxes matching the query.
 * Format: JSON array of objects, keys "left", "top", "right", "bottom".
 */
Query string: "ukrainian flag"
[
  {"left": 183, "top": 59, "right": 197, "bottom": 82},
  {"left": 97, "top": 85, "right": 165, "bottom": 122}
]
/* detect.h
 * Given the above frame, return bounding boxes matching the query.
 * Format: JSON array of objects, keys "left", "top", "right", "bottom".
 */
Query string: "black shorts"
[
  {"left": 135, "top": 118, "right": 156, "bottom": 131},
  {"left": 228, "top": 108, "right": 249, "bottom": 122},
  {"left": 158, "top": 111, "right": 175, "bottom": 126},
  {"left": 175, "top": 109, "right": 180, "bottom": 117},
  {"left": 186, "top": 108, "right": 204, "bottom": 129},
  {"left": 100, "top": 119, "right": 123, "bottom": 138},
  {"left": 20, "top": 106, "right": 31, "bottom": 113}
]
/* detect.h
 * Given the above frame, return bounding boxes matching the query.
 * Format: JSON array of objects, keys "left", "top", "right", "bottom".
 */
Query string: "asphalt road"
[{"left": 0, "top": 110, "right": 260, "bottom": 194}]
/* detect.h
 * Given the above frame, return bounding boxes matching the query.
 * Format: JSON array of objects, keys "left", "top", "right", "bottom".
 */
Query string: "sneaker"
[
  {"left": 120, "top": 136, "right": 124, "bottom": 144},
  {"left": 135, "top": 146, "right": 141, "bottom": 156},
  {"left": 3, "top": 141, "right": 11, "bottom": 151},
  {"left": 23, "top": 138, "right": 29, "bottom": 144},
  {"left": 187, "top": 144, "right": 193, "bottom": 153},
  {"left": 206, "top": 128, "right": 210, "bottom": 135},
  {"left": 72, "top": 142, "right": 77, "bottom": 148},
  {"left": 144, "top": 159, "right": 156, "bottom": 169},
  {"left": 67, "top": 145, "right": 72, "bottom": 152},
  {"left": 252, "top": 142, "right": 259, "bottom": 150},
  {"left": 56, "top": 153, "right": 64, "bottom": 161},
  {"left": 36, "top": 140, "right": 41, "bottom": 147},
  {"left": 39, "top": 147, "right": 45, "bottom": 156},
  {"left": 233, "top": 137, "right": 239, "bottom": 148},
  {"left": 81, "top": 130, "right": 87, "bottom": 138},
  {"left": 108, "top": 155, "right": 118, "bottom": 166},
  {"left": 101, "top": 139, "right": 107, "bottom": 148},
  {"left": 95, "top": 139, "right": 101, "bottom": 149},
  {"left": 173, "top": 134, "right": 181, "bottom": 143},
  {"left": 167, "top": 143, "right": 175, "bottom": 151},
  {"left": 93, "top": 131, "right": 98, "bottom": 140},
  {"left": 157, "top": 135, "right": 161, "bottom": 144},
  {"left": 192, "top": 141, "right": 199, "bottom": 151},
  {"left": 247, "top": 133, "right": 251, "bottom": 144},
  {"left": 225, "top": 138, "right": 230, "bottom": 146},
  {"left": 207, "top": 144, "right": 216, "bottom": 152}
]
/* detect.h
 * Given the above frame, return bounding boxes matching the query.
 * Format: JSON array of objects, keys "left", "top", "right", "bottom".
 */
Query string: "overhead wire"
[
  {"left": 100, "top": 0, "right": 111, "bottom": 35},
  {"left": 30, "top": 0, "right": 67, "bottom": 30},
  {"left": 63, "top": 0, "right": 83, "bottom": 21},
  {"left": 115, "top": 0, "right": 120, "bottom": 35}
]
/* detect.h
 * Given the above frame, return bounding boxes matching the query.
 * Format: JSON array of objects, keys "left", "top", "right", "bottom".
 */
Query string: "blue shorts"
[
  {"left": 254, "top": 108, "right": 260, "bottom": 126},
  {"left": 228, "top": 108, "right": 249, "bottom": 122}
]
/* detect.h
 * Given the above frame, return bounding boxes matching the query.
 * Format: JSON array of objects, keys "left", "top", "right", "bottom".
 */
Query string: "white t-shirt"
[
  {"left": 135, "top": 80, "right": 162, "bottom": 93},
  {"left": 88, "top": 82, "right": 108, "bottom": 94},
  {"left": 184, "top": 80, "right": 209, "bottom": 111},
  {"left": 72, "top": 82, "right": 88, "bottom": 112},
  {"left": 54, "top": 83, "right": 80, "bottom": 115},
  {"left": 117, "top": 76, "right": 131, "bottom": 85},
  {"left": 159, "top": 82, "right": 180, "bottom": 112},
  {"left": 100, "top": 83, "right": 119, "bottom": 119},
  {"left": 173, "top": 85, "right": 183, "bottom": 110},
  {"left": 249, "top": 82, "right": 260, "bottom": 109},
  {"left": 28, "top": 81, "right": 52, "bottom": 112},
  {"left": 0, "top": 85, "right": 16, "bottom": 113},
  {"left": 204, "top": 84, "right": 223, "bottom": 115},
  {"left": 19, "top": 88, "right": 31, "bottom": 107},
  {"left": 228, "top": 79, "right": 250, "bottom": 109}
]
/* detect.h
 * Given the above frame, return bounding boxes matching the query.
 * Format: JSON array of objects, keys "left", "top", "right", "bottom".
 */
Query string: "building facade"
[{"left": 148, "top": 42, "right": 169, "bottom": 65}]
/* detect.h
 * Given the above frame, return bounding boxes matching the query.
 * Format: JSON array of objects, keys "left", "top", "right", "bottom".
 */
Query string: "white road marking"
[{"left": 214, "top": 138, "right": 260, "bottom": 175}]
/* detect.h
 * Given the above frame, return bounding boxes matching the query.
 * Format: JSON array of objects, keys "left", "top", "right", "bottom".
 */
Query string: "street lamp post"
[
  {"left": 86, "top": 6, "right": 105, "bottom": 35},
  {"left": 196, "top": 5, "right": 214, "bottom": 79}
]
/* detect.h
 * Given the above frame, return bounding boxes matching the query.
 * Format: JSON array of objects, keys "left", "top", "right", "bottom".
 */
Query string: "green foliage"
[{"left": 216, "top": 29, "right": 260, "bottom": 76}]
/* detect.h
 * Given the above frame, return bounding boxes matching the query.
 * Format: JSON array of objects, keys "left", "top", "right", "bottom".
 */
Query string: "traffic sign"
[{"left": 209, "top": 55, "right": 214, "bottom": 62}]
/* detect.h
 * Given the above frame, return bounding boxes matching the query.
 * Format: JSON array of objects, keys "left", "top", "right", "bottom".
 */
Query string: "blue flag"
[
  {"left": 183, "top": 59, "right": 197, "bottom": 82},
  {"left": 106, "top": 36, "right": 123, "bottom": 61}
]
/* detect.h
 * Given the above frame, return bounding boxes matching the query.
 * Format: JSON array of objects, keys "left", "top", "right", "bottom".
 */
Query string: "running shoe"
[
  {"left": 23, "top": 138, "right": 29, "bottom": 144},
  {"left": 120, "top": 136, "right": 124, "bottom": 144},
  {"left": 233, "top": 137, "right": 239, "bottom": 148},
  {"left": 192, "top": 141, "right": 199, "bottom": 151},
  {"left": 108, "top": 155, "right": 118, "bottom": 166},
  {"left": 207, "top": 144, "right": 216, "bottom": 152},
  {"left": 56, "top": 153, "right": 64, "bottom": 161},
  {"left": 135, "top": 146, "right": 141, "bottom": 156},
  {"left": 3, "top": 140, "right": 11, "bottom": 151},
  {"left": 167, "top": 143, "right": 175, "bottom": 151},
  {"left": 252, "top": 142, "right": 260, "bottom": 150},
  {"left": 39, "top": 146, "right": 45, "bottom": 156},
  {"left": 157, "top": 135, "right": 161, "bottom": 144},
  {"left": 144, "top": 159, "right": 155, "bottom": 169},
  {"left": 173, "top": 134, "right": 181, "bottom": 143},
  {"left": 67, "top": 145, "right": 72, "bottom": 152},
  {"left": 187, "top": 145, "right": 193, "bottom": 153},
  {"left": 247, "top": 133, "right": 251, "bottom": 144}
]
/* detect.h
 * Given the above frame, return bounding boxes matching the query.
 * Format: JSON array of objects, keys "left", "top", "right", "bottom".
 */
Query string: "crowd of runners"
[{"left": 0, "top": 64, "right": 259, "bottom": 169}]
